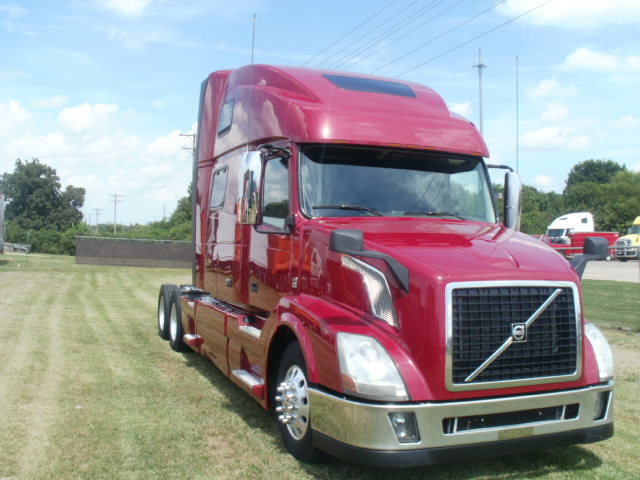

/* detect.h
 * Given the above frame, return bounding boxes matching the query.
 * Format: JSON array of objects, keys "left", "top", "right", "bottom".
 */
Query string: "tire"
[
  {"left": 157, "top": 284, "right": 172, "bottom": 340},
  {"left": 167, "top": 285, "right": 189, "bottom": 352},
  {"left": 273, "top": 342, "right": 324, "bottom": 463}
]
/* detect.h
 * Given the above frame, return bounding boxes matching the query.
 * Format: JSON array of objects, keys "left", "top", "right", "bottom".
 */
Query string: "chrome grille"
[{"left": 446, "top": 282, "right": 581, "bottom": 391}]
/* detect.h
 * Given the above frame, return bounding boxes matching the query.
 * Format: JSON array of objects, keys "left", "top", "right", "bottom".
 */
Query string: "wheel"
[
  {"left": 273, "top": 342, "right": 324, "bottom": 463},
  {"left": 157, "top": 285, "right": 172, "bottom": 340},
  {"left": 167, "top": 285, "right": 188, "bottom": 352}
]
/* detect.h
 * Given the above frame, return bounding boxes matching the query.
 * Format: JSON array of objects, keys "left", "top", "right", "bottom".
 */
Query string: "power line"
[
  {"left": 373, "top": 0, "right": 507, "bottom": 75},
  {"left": 303, "top": 0, "right": 400, "bottom": 67},
  {"left": 315, "top": 0, "right": 420, "bottom": 68},
  {"left": 330, "top": 0, "right": 450, "bottom": 71},
  {"left": 340, "top": 0, "right": 466, "bottom": 72},
  {"left": 395, "top": 0, "right": 554, "bottom": 78}
]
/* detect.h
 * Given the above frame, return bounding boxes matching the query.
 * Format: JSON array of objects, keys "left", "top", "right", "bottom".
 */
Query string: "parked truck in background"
[
  {"left": 545, "top": 212, "right": 618, "bottom": 260},
  {"left": 157, "top": 65, "right": 614, "bottom": 467},
  {"left": 615, "top": 216, "right": 640, "bottom": 261}
]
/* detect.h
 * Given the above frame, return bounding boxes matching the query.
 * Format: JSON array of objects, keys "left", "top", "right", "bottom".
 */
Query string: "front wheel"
[{"left": 274, "top": 342, "right": 324, "bottom": 463}]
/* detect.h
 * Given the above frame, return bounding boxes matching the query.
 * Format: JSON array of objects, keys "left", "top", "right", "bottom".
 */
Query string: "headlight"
[
  {"left": 342, "top": 255, "right": 398, "bottom": 328},
  {"left": 585, "top": 322, "right": 614, "bottom": 382},
  {"left": 337, "top": 332, "right": 408, "bottom": 401}
]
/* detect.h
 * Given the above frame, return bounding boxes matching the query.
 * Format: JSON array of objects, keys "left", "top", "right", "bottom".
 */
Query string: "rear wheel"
[
  {"left": 167, "top": 285, "right": 188, "bottom": 352},
  {"left": 157, "top": 285, "right": 172, "bottom": 340},
  {"left": 274, "top": 342, "right": 324, "bottom": 463}
]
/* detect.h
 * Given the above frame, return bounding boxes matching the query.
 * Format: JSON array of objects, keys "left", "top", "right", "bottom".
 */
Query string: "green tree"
[
  {"left": 564, "top": 159, "right": 625, "bottom": 193},
  {"left": 520, "top": 185, "right": 564, "bottom": 234},
  {"left": 0, "top": 158, "right": 85, "bottom": 231}
]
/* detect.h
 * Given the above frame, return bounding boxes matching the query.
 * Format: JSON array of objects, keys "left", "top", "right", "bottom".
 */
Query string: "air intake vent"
[{"left": 446, "top": 282, "right": 581, "bottom": 391}]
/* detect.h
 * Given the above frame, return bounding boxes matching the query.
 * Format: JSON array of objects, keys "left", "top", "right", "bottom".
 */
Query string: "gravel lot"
[{"left": 583, "top": 259, "right": 640, "bottom": 283}]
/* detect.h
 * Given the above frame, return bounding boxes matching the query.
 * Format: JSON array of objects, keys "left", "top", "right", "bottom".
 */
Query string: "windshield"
[
  {"left": 299, "top": 145, "right": 496, "bottom": 223},
  {"left": 547, "top": 229, "right": 566, "bottom": 237},
  {"left": 630, "top": 225, "right": 640, "bottom": 235}
]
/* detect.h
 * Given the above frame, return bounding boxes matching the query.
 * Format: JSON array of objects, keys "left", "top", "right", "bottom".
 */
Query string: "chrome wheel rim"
[
  {"left": 169, "top": 304, "right": 178, "bottom": 341},
  {"left": 276, "top": 365, "right": 310, "bottom": 440},
  {"left": 158, "top": 296, "right": 165, "bottom": 331}
]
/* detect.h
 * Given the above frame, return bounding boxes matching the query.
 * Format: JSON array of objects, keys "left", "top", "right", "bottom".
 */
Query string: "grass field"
[
  {"left": 1, "top": 253, "right": 638, "bottom": 479},
  {"left": 582, "top": 279, "right": 639, "bottom": 331}
]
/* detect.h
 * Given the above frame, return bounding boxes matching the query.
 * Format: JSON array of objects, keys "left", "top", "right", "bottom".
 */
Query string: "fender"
[{"left": 273, "top": 294, "right": 433, "bottom": 399}]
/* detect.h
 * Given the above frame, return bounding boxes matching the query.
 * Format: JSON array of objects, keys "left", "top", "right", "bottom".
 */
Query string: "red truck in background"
[
  {"left": 548, "top": 231, "right": 619, "bottom": 260},
  {"left": 157, "top": 65, "right": 614, "bottom": 467},
  {"left": 544, "top": 212, "right": 619, "bottom": 260}
]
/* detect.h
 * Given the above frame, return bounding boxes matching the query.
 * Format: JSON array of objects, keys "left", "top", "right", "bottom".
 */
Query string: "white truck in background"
[{"left": 546, "top": 212, "right": 595, "bottom": 245}]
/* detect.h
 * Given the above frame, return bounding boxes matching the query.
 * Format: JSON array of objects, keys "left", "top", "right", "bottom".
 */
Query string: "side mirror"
[
  {"left": 239, "top": 151, "right": 263, "bottom": 225},
  {"left": 569, "top": 237, "right": 609, "bottom": 278},
  {"left": 504, "top": 171, "right": 522, "bottom": 231}
]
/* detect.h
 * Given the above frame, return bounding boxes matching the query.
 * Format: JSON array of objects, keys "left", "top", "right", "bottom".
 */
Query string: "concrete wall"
[{"left": 75, "top": 236, "right": 191, "bottom": 268}]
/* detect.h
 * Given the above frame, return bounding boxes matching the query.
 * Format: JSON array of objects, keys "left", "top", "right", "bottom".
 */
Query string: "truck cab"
[
  {"left": 546, "top": 212, "right": 595, "bottom": 245},
  {"left": 615, "top": 216, "right": 640, "bottom": 260},
  {"left": 157, "top": 65, "right": 614, "bottom": 467}
]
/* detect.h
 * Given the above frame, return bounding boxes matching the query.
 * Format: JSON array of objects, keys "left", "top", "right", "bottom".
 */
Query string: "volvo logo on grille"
[{"left": 511, "top": 323, "right": 527, "bottom": 342}]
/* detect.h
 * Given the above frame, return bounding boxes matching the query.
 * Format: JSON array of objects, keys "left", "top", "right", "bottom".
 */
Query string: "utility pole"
[
  {"left": 109, "top": 194, "right": 122, "bottom": 234},
  {"left": 472, "top": 48, "right": 487, "bottom": 135},
  {"left": 179, "top": 132, "right": 196, "bottom": 157},
  {"left": 93, "top": 208, "right": 103, "bottom": 234}
]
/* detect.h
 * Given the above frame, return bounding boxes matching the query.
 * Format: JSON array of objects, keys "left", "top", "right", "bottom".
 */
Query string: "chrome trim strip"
[
  {"left": 231, "top": 369, "right": 264, "bottom": 387},
  {"left": 445, "top": 280, "right": 582, "bottom": 391},
  {"left": 239, "top": 325, "right": 262, "bottom": 338},
  {"left": 342, "top": 255, "right": 398, "bottom": 328},
  {"left": 310, "top": 383, "right": 613, "bottom": 451}
]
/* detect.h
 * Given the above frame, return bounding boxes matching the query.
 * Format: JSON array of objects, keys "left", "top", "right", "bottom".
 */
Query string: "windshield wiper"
[
  {"left": 313, "top": 205, "right": 383, "bottom": 216},
  {"left": 404, "top": 210, "right": 467, "bottom": 220}
]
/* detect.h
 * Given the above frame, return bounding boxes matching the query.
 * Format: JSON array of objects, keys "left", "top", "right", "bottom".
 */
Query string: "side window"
[
  {"left": 210, "top": 167, "right": 228, "bottom": 210},
  {"left": 218, "top": 100, "right": 234, "bottom": 136},
  {"left": 261, "top": 157, "right": 290, "bottom": 229}
]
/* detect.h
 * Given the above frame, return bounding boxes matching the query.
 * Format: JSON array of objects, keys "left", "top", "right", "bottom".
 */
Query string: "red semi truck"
[{"left": 157, "top": 65, "right": 614, "bottom": 467}]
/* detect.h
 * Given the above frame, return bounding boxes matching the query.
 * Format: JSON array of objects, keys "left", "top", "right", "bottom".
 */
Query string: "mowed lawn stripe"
[{"left": 0, "top": 271, "right": 72, "bottom": 478}]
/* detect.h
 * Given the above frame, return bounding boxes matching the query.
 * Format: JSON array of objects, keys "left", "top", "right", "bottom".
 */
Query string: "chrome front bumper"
[{"left": 310, "top": 382, "right": 613, "bottom": 457}]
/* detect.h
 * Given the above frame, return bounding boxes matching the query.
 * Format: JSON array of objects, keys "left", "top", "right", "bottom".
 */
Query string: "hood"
[{"left": 319, "top": 217, "right": 576, "bottom": 285}]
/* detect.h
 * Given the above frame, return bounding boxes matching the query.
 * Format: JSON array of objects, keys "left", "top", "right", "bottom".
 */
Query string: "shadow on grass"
[
  {"left": 181, "top": 352, "right": 603, "bottom": 480},
  {"left": 0, "top": 260, "right": 8, "bottom": 265}
]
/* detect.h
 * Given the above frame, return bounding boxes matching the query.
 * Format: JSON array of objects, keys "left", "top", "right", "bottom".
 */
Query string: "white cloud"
[
  {"left": 520, "top": 126, "right": 589, "bottom": 151},
  {"left": 541, "top": 102, "right": 569, "bottom": 123},
  {"left": 561, "top": 48, "right": 618, "bottom": 72},
  {"left": 497, "top": 0, "right": 640, "bottom": 29},
  {"left": 448, "top": 102, "right": 471, "bottom": 118},
  {"left": 31, "top": 95, "right": 69, "bottom": 109},
  {"left": 560, "top": 47, "right": 640, "bottom": 72},
  {"left": 529, "top": 78, "right": 577, "bottom": 99},
  {"left": 6, "top": 133, "right": 71, "bottom": 159},
  {"left": 0, "top": 69, "right": 29, "bottom": 80},
  {"left": 615, "top": 115, "right": 639, "bottom": 129},
  {"left": 0, "top": 5, "right": 27, "bottom": 18},
  {"left": 0, "top": 100, "right": 31, "bottom": 132},
  {"left": 145, "top": 130, "right": 190, "bottom": 157},
  {"left": 58, "top": 103, "right": 119, "bottom": 133},
  {"left": 534, "top": 174, "right": 557, "bottom": 190},
  {"left": 95, "top": 0, "right": 152, "bottom": 17}
]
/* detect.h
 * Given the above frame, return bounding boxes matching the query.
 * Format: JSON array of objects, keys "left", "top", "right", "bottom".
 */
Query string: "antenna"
[
  {"left": 516, "top": 54, "right": 520, "bottom": 172},
  {"left": 251, "top": 14, "right": 256, "bottom": 64},
  {"left": 472, "top": 48, "right": 487, "bottom": 135}
]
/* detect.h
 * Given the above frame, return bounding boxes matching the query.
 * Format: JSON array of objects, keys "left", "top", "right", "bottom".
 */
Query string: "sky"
[{"left": 1, "top": 0, "right": 639, "bottom": 226}]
